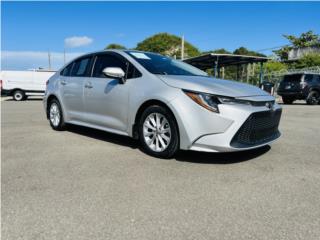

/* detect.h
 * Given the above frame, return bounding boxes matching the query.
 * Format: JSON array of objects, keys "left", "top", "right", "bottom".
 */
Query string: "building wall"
[{"left": 288, "top": 46, "right": 320, "bottom": 60}]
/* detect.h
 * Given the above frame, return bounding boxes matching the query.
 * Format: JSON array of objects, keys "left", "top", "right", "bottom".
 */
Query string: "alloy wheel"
[
  {"left": 49, "top": 103, "right": 61, "bottom": 127},
  {"left": 143, "top": 113, "right": 171, "bottom": 152}
]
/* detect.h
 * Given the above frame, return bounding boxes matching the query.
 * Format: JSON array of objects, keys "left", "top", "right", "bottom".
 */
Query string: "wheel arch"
[
  {"left": 46, "top": 94, "right": 61, "bottom": 119},
  {"left": 11, "top": 88, "right": 25, "bottom": 96},
  {"left": 309, "top": 87, "right": 320, "bottom": 94},
  {"left": 132, "top": 99, "right": 179, "bottom": 140}
]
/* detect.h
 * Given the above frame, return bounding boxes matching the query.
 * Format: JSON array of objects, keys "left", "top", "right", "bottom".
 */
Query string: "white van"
[{"left": 0, "top": 70, "right": 55, "bottom": 101}]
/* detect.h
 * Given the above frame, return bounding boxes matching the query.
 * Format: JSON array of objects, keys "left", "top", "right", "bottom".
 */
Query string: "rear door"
[{"left": 60, "top": 56, "right": 93, "bottom": 121}]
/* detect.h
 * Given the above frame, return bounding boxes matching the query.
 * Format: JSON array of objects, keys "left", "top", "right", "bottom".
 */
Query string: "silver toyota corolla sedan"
[{"left": 44, "top": 50, "right": 282, "bottom": 158}]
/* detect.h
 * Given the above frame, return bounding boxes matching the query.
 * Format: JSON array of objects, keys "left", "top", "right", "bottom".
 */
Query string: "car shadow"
[
  {"left": 3, "top": 98, "right": 43, "bottom": 101},
  {"left": 278, "top": 102, "right": 317, "bottom": 106},
  {"left": 175, "top": 145, "right": 271, "bottom": 164},
  {"left": 66, "top": 124, "right": 139, "bottom": 149},
  {"left": 66, "top": 124, "right": 271, "bottom": 163}
]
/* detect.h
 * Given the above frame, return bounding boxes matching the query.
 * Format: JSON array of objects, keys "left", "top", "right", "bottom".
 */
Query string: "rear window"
[
  {"left": 71, "top": 57, "right": 91, "bottom": 77},
  {"left": 61, "top": 63, "right": 73, "bottom": 76},
  {"left": 282, "top": 74, "right": 303, "bottom": 83}
]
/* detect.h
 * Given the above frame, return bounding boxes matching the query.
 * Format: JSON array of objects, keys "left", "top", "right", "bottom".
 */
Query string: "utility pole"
[
  {"left": 181, "top": 35, "right": 185, "bottom": 60},
  {"left": 48, "top": 51, "right": 51, "bottom": 70}
]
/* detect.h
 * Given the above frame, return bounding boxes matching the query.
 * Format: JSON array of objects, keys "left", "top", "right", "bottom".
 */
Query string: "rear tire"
[
  {"left": 306, "top": 91, "right": 320, "bottom": 105},
  {"left": 12, "top": 90, "right": 25, "bottom": 101},
  {"left": 282, "top": 96, "right": 294, "bottom": 104},
  {"left": 48, "top": 99, "right": 65, "bottom": 131},
  {"left": 138, "top": 105, "right": 179, "bottom": 159}
]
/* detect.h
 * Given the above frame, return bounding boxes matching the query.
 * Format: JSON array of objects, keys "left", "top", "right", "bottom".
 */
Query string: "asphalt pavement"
[{"left": 1, "top": 98, "right": 320, "bottom": 240}]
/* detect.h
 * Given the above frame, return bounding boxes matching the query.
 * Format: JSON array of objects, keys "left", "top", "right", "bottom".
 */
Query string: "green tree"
[
  {"left": 274, "top": 31, "right": 320, "bottom": 60},
  {"left": 105, "top": 43, "right": 126, "bottom": 50},
  {"left": 202, "top": 48, "right": 231, "bottom": 54},
  {"left": 264, "top": 61, "right": 288, "bottom": 73},
  {"left": 135, "top": 33, "right": 200, "bottom": 58},
  {"left": 233, "top": 47, "right": 266, "bottom": 57}
]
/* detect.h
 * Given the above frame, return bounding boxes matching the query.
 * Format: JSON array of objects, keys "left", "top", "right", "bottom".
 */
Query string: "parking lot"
[{"left": 1, "top": 98, "right": 320, "bottom": 240}]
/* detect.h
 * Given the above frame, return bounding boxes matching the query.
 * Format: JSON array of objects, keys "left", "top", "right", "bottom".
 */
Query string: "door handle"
[
  {"left": 85, "top": 82, "right": 93, "bottom": 89},
  {"left": 61, "top": 80, "right": 67, "bottom": 85}
]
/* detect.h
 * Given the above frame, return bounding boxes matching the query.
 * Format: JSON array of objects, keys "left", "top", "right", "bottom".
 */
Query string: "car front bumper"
[
  {"left": 168, "top": 93, "right": 282, "bottom": 152},
  {"left": 190, "top": 110, "right": 281, "bottom": 152}
]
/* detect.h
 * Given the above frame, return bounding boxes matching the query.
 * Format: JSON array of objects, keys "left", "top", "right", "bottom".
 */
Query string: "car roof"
[{"left": 284, "top": 72, "right": 320, "bottom": 76}]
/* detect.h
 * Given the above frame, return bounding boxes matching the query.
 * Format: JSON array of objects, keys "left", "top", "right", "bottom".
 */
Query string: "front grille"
[
  {"left": 251, "top": 100, "right": 275, "bottom": 107},
  {"left": 231, "top": 109, "right": 282, "bottom": 147}
]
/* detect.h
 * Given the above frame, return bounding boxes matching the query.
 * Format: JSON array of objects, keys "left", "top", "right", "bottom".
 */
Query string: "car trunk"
[{"left": 278, "top": 74, "right": 303, "bottom": 92}]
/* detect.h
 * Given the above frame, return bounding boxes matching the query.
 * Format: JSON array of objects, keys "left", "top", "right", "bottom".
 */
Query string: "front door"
[{"left": 84, "top": 53, "right": 131, "bottom": 132}]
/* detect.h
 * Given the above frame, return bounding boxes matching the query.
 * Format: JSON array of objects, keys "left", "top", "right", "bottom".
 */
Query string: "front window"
[
  {"left": 92, "top": 53, "right": 141, "bottom": 79},
  {"left": 126, "top": 51, "right": 207, "bottom": 77}
]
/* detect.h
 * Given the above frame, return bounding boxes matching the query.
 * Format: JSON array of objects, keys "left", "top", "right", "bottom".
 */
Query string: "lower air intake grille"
[{"left": 231, "top": 109, "right": 282, "bottom": 147}]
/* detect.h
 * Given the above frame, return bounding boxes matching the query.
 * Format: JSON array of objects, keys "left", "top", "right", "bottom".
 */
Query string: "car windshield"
[
  {"left": 125, "top": 51, "right": 208, "bottom": 77},
  {"left": 282, "top": 74, "right": 302, "bottom": 83}
]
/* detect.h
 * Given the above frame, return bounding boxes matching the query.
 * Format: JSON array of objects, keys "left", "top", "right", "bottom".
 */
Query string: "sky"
[{"left": 1, "top": 1, "right": 320, "bottom": 70}]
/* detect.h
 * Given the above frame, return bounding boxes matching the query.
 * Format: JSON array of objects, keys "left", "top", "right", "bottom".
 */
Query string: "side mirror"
[{"left": 102, "top": 67, "right": 126, "bottom": 84}]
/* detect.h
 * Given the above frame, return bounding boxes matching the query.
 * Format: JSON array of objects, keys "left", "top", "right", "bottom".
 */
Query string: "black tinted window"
[
  {"left": 70, "top": 57, "right": 91, "bottom": 77},
  {"left": 315, "top": 75, "right": 320, "bottom": 83},
  {"left": 126, "top": 51, "right": 207, "bottom": 76},
  {"left": 282, "top": 74, "right": 302, "bottom": 83},
  {"left": 305, "top": 74, "right": 313, "bottom": 83},
  {"left": 61, "top": 63, "right": 73, "bottom": 76},
  {"left": 126, "top": 62, "right": 142, "bottom": 79},
  {"left": 92, "top": 53, "right": 141, "bottom": 79}
]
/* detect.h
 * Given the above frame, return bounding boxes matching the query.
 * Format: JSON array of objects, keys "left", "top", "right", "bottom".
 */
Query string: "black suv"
[{"left": 277, "top": 73, "right": 320, "bottom": 105}]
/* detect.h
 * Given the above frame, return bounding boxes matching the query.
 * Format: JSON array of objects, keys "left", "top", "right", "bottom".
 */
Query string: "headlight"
[
  {"left": 183, "top": 90, "right": 220, "bottom": 113},
  {"left": 183, "top": 90, "right": 252, "bottom": 113}
]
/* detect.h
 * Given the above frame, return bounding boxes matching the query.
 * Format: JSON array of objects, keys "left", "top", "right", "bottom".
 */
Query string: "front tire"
[
  {"left": 138, "top": 105, "right": 179, "bottom": 159},
  {"left": 48, "top": 99, "right": 65, "bottom": 130},
  {"left": 12, "top": 90, "right": 25, "bottom": 101},
  {"left": 306, "top": 91, "right": 320, "bottom": 105}
]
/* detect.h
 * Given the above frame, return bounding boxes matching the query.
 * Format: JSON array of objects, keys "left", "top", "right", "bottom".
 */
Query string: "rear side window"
[
  {"left": 61, "top": 63, "right": 73, "bottom": 76},
  {"left": 70, "top": 57, "right": 92, "bottom": 77},
  {"left": 282, "top": 74, "right": 302, "bottom": 83},
  {"left": 314, "top": 75, "right": 320, "bottom": 83},
  {"left": 92, "top": 53, "right": 141, "bottom": 79}
]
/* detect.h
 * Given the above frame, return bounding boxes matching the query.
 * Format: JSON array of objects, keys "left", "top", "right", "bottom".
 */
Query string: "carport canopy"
[
  {"left": 184, "top": 53, "right": 269, "bottom": 70},
  {"left": 183, "top": 53, "right": 270, "bottom": 84}
]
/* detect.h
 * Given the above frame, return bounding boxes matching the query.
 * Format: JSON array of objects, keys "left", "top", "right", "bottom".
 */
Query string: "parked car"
[
  {"left": 0, "top": 70, "right": 55, "bottom": 101},
  {"left": 277, "top": 73, "right": 320, "bottom": 105},
  {"left": 44, "top": 50, "right": 282, "bottom": 158}
]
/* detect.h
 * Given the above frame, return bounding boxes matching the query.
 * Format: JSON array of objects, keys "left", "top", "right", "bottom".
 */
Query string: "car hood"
[{"left": 158, "top": 75, "right": 270, "bottom": 98}]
